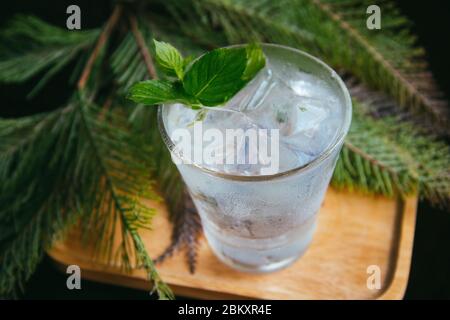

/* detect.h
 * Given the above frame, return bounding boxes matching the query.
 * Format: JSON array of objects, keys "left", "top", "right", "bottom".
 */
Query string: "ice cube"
[
  {"left": 226, "top": 63, "right": 276, "bottom": 113},
  {"left": 277, "top": 143, "right": 314, "bottom": 172},
  {"left": 289, "top": 102, "right": 328, "bottom": 138},
  {"left": 269, "top": 56, "right": 337, "bottom": 100},
  {"left": 165, "top": 103, "right": 198, "bottom": 133},
  {"left": 233, "top": 65, "right": 338, "bottom": 162},
  {"left": 280, "top": 99, "right": 336, "bottom": 157},
  {"left": 242, "top": 72, "right": 309, "bottom": 135}
]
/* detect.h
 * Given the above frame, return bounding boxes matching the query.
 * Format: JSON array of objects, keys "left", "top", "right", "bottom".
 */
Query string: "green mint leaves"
[
  {"left": 127, "top": 40, "right": 266, "bottom": 109},
  {"left": 153, "top": 40, "right": 184, "bottom": 79}
]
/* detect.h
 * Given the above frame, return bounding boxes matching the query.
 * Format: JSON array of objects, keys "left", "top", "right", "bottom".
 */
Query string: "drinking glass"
[{"left": 158, "top": 44, "right": 352, "bottom": 272}]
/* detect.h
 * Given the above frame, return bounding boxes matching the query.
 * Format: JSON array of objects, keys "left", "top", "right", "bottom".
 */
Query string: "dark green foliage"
[
  {"left": 334, "top": 102, "right": 450, "bottom": 204},
  {"left": 75, "top": 98, "right": 173, "bottom": 299},
  {"left": 0, "top": 95, "right": 173, "bottom": 298},
  {"left": 117, "top": 24, "right": 203, "bottom": 270},
  {"left": 0, "top": 15, "right": 172, "bottom": 299},
  {"left": 0, "top": 15, "right": 98, "bottom": 97},
  {"left": 0, "top": 108, "right": 81, "bottom": 297}
]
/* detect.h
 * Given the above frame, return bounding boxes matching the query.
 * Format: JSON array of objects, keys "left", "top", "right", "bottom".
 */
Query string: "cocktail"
[{"left": 156, "top": 44, "right": 352, "bottom": 272}]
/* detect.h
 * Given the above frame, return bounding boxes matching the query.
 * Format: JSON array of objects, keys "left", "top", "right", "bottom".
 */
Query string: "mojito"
[{"left": 159, "top": 44, "right": 352, "bottom": 272}]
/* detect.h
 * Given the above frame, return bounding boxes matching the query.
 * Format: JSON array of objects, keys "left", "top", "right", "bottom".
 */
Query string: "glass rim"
[{"left": 158, "top": 43, "right": 352, "bottom": 182}]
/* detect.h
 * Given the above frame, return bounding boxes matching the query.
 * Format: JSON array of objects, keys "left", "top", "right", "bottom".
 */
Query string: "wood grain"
[{"left": 48, "top": 188, "right": 417, "bottom": 299}]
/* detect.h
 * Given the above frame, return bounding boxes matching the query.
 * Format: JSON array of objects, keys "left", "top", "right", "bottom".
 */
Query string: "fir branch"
[
  {"left": 343, "top": 73, "right": 447, "bottom": 137},
  {"left": 116, "top": 18, "right": 203, "bottom": 272},
  {"left": 335, "top": 102, "right": 450, "bottom": 206},
  {"left": 0, "top": 8, "right": 173, "bottom": 298},
  {"left": 111, "top": 32, "right": 148, "bottom": 94},
  {"left": 311, "top": 0, "right": 448, "bottom": 125},
  {"left": 130, "top": 230, "right": 173, "bottom": 299},
  {"left": 0, "top": 105, "right": 83, "bottom": 297},
  {"left": 0, "top": 98, "right": 174, "bottom": 298},
  {"left": 0, "top": 15, "right": 98, "bottom": 97},
  {"left": 70, "top": 7, "right": 172, "bottom": 298},
  {"left": 75, "top": 98, "right": 173, "bottom": 299},
  {"left": 110, "top": 18, "right": 203, "bottom": 95}
]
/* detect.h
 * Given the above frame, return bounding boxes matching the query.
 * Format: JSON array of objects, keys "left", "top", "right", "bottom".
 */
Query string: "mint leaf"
[
  {"left": 182, "top": 47, "right": 248, "bottom": 106},
  {"left": 153, "top": 40, "right": 184, "bottom": 79},
  {"left": 242, "top": 43, "right": 265, "bottom": 81},
  {"left": 127, "top": 80, "right": 193, "bottom": 105}
]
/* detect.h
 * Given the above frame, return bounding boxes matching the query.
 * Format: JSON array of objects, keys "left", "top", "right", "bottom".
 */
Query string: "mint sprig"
[{"left": 127, "top": 40, "right": 266, "bottom": 109}]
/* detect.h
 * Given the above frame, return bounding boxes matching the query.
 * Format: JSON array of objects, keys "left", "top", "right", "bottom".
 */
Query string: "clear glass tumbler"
[{"left": 158, "top": 44, "right": 352, "bottom": 273}]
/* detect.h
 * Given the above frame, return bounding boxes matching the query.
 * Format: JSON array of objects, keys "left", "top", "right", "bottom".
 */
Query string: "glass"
[{"left": 158, "top": 44, "right": 352, "bottom": 273}]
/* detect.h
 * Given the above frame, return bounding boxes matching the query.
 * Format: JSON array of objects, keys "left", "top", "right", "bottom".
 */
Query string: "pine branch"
[
  {"left": 0, "top": 15, "right": 99, "bottom": 98},
  {"left": 0, "top": 105, "right": 83, "bottom": 297},
  {"left": 0, "top": 96, "right": 174, "bottom": 298},
  {"left": 114, "top": 17, "right": 203, "bottom": 272},
  {"left": 311, "top": 0, "right": 448, "bottom": 126},
  {"left": 0, "top": 8, "right": 174, "bottom": 299},
  {"left": 70, "top": 7, "right": 173, "bottom": 298},
  {"left": 75, "top": 98, "right": 173, "bottom": 299},
  {"left": 130, "top": 230, "right": 173, "bottom": 299},
  {"left": 110, "top": 17, "right": 203, "bottom": 95},
  {"left": 343, "top": 73, "right": 447, "bottom": 137},
  {"left": 335, "top": 103, "right": 450, "bottom": 206}
]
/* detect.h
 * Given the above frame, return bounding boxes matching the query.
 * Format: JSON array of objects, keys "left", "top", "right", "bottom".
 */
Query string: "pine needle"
[{"left": 0, "top": 15, "right": 99, "bottom": 98}]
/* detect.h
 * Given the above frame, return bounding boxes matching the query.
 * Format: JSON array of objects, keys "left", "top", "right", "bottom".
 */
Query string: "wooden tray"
[{"left": 48, "top": 188, "right": 417, "bottom": 299}]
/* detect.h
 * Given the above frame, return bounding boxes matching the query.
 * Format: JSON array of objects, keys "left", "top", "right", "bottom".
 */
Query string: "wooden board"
[{"left": 48, "top": 188, "right": 417, "bottom": 300}]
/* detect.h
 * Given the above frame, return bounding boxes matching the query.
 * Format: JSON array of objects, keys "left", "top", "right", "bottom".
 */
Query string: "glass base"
[
  {"left": 203, "top": 219, "right": 316, "bottom": 273},
  {"left": 210, "top": 246, "right": 307, "bottom": 273}
]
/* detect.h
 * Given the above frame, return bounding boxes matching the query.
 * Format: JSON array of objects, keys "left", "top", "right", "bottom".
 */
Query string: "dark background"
[{"left": 0, "top": 0, "right": 449, "bottom": 299}]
